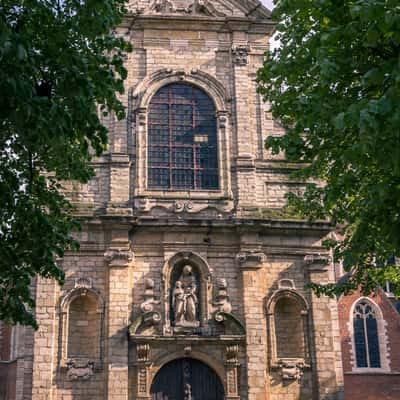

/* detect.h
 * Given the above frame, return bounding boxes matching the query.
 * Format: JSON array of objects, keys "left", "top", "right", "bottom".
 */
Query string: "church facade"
[{"left": 0, "top": 1, "right": 346, "bottom": 399}]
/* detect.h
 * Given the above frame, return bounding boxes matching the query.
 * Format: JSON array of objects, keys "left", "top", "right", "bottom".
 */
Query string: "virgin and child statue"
[{"left": 172, "top": 265, "right": 200, "bottom": 328}]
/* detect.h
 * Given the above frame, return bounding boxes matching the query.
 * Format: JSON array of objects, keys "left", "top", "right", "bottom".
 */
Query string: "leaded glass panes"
[
  {"left": 353, "top": 301, "right": 381, "bottom": 368},
  {"left": 148, "top": 83, "right": 219, "bottom": 190}
]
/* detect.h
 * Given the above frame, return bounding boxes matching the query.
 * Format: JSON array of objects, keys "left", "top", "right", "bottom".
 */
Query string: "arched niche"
[
  {"left": 59, "top": 287, "right": 105, "bottom": 367},
  {"left": 162, "top": 252, "right": 212, "bottom": 333},
  {"left": 266, "top": 289, "right": 310, "bottom": 365}
]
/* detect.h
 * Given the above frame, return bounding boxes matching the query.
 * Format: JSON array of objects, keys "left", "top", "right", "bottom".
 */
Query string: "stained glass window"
[
  {"left": 148, "top": 83, "right": 219, "bottom": 190},
  {"left": 353, "top": 300, "right": 381, "bottom": 368}
]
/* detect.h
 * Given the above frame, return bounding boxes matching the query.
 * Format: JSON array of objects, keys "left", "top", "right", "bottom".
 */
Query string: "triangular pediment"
[{"left": 127, "top": 0, "right": 271, "bottom": 19}]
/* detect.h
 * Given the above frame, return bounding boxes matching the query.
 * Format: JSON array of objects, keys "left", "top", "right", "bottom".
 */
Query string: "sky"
[{"left": 260, "top": 0, "right": 274, "bottom": 10}]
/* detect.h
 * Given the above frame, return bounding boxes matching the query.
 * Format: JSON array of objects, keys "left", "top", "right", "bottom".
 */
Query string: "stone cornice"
[{"left": 121, "top": 14, "right": 274, "bottom": 34}]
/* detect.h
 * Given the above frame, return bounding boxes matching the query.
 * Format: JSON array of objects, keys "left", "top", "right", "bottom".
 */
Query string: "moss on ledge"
[{"left": 245, "top": 207, "right": 306, "bottom": 221}]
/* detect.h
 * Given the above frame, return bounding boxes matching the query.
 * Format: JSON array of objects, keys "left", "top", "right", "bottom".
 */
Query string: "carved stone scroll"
[{"left": 140, "top": 279, "right": 161, "bottom": 314}]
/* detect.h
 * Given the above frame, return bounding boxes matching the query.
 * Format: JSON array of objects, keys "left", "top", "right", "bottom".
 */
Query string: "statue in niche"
[{"left": 172, "top": 265, "right": 200, "bottom": 328}]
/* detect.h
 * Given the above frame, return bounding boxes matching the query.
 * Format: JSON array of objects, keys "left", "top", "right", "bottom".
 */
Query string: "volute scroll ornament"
[
  {"left": 212, "top": 279, "right": 246, "bottom": 335},
  {"left": 129, "top": 279, "right": 161, "bottom": 336},
  {"left": 140, "top": 279, "right": 162, "bottom": 326}
]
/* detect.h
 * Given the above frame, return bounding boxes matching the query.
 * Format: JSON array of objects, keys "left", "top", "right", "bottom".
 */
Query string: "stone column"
[
  {"left": 104, "top": 226, "right": 133, "bottom": 400},
  {"left": 237, "top": 241, "right": 268, "bottom": 400},
  {"left": 304, "top": 255, "right": 344, "bottom": 400}
]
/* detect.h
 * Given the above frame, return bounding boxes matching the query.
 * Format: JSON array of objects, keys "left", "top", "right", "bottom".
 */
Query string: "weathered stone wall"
[{"left": 6, "top": 1, "right": 345, "bottom": 400}]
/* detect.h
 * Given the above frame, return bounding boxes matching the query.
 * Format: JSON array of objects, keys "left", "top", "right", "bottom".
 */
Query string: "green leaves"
[
  {"left": 0, "top": 0, "right": 131, "bottom": 327},
  {"left": 257, "top": 0, "right": 400, "bottom": 297}
]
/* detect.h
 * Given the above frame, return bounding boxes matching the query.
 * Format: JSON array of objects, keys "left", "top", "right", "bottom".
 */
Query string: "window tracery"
[
  {"left": 148, "top": 83, "right": 219, "bottom": 191},
  {"left": 353, "top": 300, "right": 381, "bottom": 368}
]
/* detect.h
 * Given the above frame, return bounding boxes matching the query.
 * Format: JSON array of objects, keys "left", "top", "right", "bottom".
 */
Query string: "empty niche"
[
  {"left": 274, "top": 296, "right": 306, "bottom": 359},
  {"left": 60, "top": 285, "right": 104, "bottom": 368},
  {"left": 67, "top": 293, "right": 100, "bottom": 359}
]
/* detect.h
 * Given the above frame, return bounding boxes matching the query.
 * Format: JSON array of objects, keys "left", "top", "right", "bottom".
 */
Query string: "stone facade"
[{"left": 1, "top": 1, "right": 346, "bottom": 399}]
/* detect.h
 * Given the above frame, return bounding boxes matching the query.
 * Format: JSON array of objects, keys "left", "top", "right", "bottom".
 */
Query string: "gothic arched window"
[
  {"left": 148, "top": 83, "right": 219, "bottom": 190},
  {"left": 353, "top": 300, "right": 381, "bottom": 368}
]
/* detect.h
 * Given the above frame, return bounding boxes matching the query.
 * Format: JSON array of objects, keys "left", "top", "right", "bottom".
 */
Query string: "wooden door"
[{"left": 150, "top": 358, "right": 225, "bottom": 400}]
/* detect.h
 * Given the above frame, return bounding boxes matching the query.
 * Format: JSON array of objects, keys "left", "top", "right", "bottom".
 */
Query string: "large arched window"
[
  {"left": 353, "top": 300, "right": 381, "bottom": 368},
  {"left": 148, "top": 83, "right": 219, "bottom": 190}
]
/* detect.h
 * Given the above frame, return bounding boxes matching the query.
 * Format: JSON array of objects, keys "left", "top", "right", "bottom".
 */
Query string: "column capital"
[
  {"left": 104, "top": 248, "right": 134, "bottom": 267},
  {"left": 236, "top": 251, "right": 266, "bottom": 270}
]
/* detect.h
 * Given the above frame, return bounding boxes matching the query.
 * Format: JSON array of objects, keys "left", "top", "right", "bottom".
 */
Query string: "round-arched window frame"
[{"left": 147, "top": 83, "right": 219, "bottom": 190}]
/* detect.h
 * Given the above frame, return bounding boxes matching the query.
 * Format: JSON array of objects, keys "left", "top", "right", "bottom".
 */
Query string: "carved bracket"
[
  {"left": 232, "top": 45, "right": 250, "bottom": 66},
  {"left": 236, "top": 251, "right": 266, "bottom": 270},
  {"left": 304, "top": 254, "right": 331, "bottom": 271},
  {"left": 104, "top": 249, "right": 134, "bottom": 267},
  {"left": 74, "top": 277, "right": 92, "bottom": 290},
  {"left": 66, "top": 359, "right": 95, "bottom": 381},
  {"left": 276, "top": 359, "right": 307, "bottom": 381}
]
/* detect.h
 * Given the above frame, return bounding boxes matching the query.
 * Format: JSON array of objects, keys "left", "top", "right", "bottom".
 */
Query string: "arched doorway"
[{"left": 150, "top": 358, "right": 225, "bottom": 400}]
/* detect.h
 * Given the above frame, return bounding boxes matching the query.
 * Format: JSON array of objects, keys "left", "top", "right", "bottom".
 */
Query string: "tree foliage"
[
  {"left": 257, "top": 0, "right": 400, "bottom": 296},
  {"left": 0, "top": 0, "right": 131, "bottom": 327}
]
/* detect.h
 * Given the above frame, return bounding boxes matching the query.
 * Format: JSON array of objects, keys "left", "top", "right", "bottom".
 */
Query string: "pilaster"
[
  {"left": 31, "top": 278, "right": 57, "bottom": 400},
  {"left": 237, "top": 233, "right": 268, "bottom": 400},
  {"left": 305, "top": 254, "right": 344, "bottom": 400},
  {"left": 104, "top": 226, "right": 133, "bottom": 400}
]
